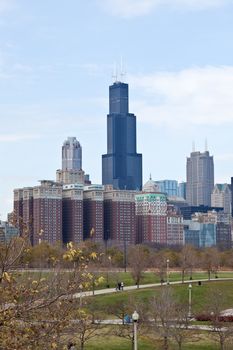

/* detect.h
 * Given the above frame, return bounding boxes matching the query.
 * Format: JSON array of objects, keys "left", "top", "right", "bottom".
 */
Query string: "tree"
[
  {"left": 128, "top": 245, "right": 149, "bottom": 288},
  {"left": 111, "top": 297, "right": 150, "bottom": 350},
  {"left": 207, "top": 289, "right": 233, "bottom": 350},
  {"left": 0, "top": 239, "right": 103, "bottom": 349},
  {"left": 169, "top": 303, "right": 192, "bottom": 350},
  {"left": 69, "top": 308, "right": 103, "bottom": 350},
  {"left": 201, "top": 247, "right": 220, "bottom": 280},
  {"left": 179, "top": 245, "right": 197, "bottom": 283},
  {"left": 149, "top": 287, "right": 175, "bottom": 350},
  {"left": 153, "top": 251, "right": 167, "bottom": 284}
]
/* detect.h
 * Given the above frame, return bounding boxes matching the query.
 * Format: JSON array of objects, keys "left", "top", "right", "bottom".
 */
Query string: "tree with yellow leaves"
[{"left": 0, "top": 238, "right": 104, "bottom": 349}]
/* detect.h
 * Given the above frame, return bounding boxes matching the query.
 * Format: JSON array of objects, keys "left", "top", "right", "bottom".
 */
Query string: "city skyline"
[{"left": 1, "top": 0, "right": 233, "bottom": 219}]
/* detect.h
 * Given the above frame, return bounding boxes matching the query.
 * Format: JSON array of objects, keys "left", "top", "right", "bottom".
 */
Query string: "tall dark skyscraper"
[{"left": 102, "top": 81, "right": 142, "bottom": 190}]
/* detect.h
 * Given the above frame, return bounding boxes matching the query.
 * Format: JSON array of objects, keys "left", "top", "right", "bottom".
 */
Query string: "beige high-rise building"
[
  {"left": 186, "top": 150, "right": 214, "bottom": 206},
  {"left": 211, "top": 184, "right": 231, "bottom": 214}
]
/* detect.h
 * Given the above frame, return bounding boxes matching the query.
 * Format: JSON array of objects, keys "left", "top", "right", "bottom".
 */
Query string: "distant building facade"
[
  {"left": 33, "top": 181, "right": 63, "bottom": 245},
  {"left": 180, "top": 205, "right": 223, "bottom": 220},
  {"left": 0, "top": 220, "right": 19, "bottom": 243},
  {"left": 22, "top": 188, "right": 34, "bottom": 244},
  {"left": 135, "top": 180, "right": 167, "bottom": 244},
  {"left": 83, "top": 185, "right": 104, "bottom": 242},
  {"left": 186, "top": 150, "right": 214, "bottom": 206},
  {"left": 13, "top": 189, "right": 24, "bottom": 235},
  {"left": 216, "top": 212, "right": 232, "bottom": 250},
  {"left": 104, "top": 186, "right": 136, "bottom": 244},
  {"left": 231, "top": 177, "right": 233, "bottom": 218},
  {"left": 184, "top": 220, "right": 216, "bottom": 248},
  {"left": 167, "top": 205, "right": 184, "bottom": 246},
  {"left": 184, "top": 210, "right": 232, "bottom": 249},
  {"left": 211, "top": 184, "right": 231, "bottom": 214},
  {"left": 62, "top": 184, "right": 84, "bottom": 244},
  {"left": 178, "top": 182, "right": 186, "bottom": 200},
  {"left": 155, "top": 180, "right": 178, "bottom": 197}
]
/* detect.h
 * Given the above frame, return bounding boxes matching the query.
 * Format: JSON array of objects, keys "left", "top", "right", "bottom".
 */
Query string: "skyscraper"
[
  {"left": 186, "top": 150, "right": 214, "bottom": 206},
  {"left": 211, "top": 184, "right": 231, "bottom": 214},
  {"left": 104, "top": 187, "right": 136, "bottom": 244},
  {"left": 57, "top": 137, "right": 88, "bottom": 185},
  {"left": 102, "top": 81, "right": 142, "bottom": 190},
  {"left": 62, "top": 137, "right": 82, "bottom": 171}
]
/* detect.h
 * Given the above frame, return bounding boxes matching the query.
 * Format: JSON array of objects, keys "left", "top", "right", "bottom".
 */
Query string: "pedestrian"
[
  {"left": 121, "top": 281, "right": 124, "bottom": 290},
  {"left": 118, "top": 282, "right": 121, "bottom": 291}
]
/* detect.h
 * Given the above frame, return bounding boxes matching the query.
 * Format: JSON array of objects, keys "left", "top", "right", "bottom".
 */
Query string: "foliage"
[{"left": 0, "top": 239, "right": 103, "bottom": 349}]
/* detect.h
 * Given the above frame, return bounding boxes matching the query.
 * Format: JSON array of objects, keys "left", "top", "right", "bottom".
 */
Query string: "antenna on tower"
[
  {"left": 120, "top": 56, "right": 126, "bottom": 82},
  {"left": 205, "top": 138, "right": 208, "bottom": 152},
  {"left": 192, "top": 140, "right": 195, "bottom": 152},
  {"left": 112, "top": 62, "right": 118, "bottom": 83}
]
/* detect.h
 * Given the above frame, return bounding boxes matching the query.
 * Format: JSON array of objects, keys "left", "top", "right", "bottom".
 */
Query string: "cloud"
[
  {"left": 0, "top": 134, "right": 41, "bottom": 142},
  {"left": 129, "top": 65, "right": 233, "bottom": 127},
  {"left": 98, "top": 0, "right": 232, "bottom": 18}
]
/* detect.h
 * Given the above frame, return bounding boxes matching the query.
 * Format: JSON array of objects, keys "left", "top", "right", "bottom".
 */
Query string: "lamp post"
[
  {"left": 188, "top": 283, "right": 192, "bottom": 318},
  {"left": 166, "top": 259, "right": 170, "bottom": 285},
  {"left": 132, "top": 310, "right": 139, "bottom": 350},
  {"left": 38, "top": 229, "right": 44, "bottom": 245},
  {"left": 106, "top": 255, "right": 111, "bottom": 287},
  {"left": 79, "top": 284, "right": 83, "bottom": 307}
]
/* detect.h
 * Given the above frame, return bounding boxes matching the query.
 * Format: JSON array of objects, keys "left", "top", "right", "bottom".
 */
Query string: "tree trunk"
[
  {"left": 182, "top": 269, "right": 185, "bottom": 283},
  {"left": 80, "top": 338, "right": 85, "bottom": 350},
  {"left": 92, "top": 280, "right": 95, "bottom": 296},
  {"left": 163, "top": 335, "right": 169, "bottom": 350},
  {"left": 220, "top": 335, "right": 225, "bottom": 350}
]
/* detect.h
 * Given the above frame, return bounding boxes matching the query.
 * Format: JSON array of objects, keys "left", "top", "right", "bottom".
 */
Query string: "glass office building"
[{"left": 102, "top": 82, "right": 142, "bottom": 190}]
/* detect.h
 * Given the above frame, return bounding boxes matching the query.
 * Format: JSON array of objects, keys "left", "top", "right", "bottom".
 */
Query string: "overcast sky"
[{"left": 1, "top": 0, "right": 233, "bottom": 219}]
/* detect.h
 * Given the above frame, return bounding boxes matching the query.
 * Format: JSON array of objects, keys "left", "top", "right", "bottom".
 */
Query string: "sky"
[{"left": 1, "top": 0, "right": 233, "bottom": 220}]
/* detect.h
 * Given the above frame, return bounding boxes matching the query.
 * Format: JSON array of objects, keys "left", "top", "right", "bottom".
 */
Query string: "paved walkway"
[
  {"left": 73, "top": 277, "right": 233, "bottom": 299},
  {"left": 96, "top": 319, "right": 227, "bottom": 331}
]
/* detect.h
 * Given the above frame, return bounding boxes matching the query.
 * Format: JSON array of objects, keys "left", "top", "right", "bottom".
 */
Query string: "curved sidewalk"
[{"left": 73, "top": 277, "right": 233, "bottom": 299}]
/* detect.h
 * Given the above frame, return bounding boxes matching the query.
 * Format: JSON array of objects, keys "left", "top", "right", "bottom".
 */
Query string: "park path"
[{"left": 73, "top": 277, "right": 233, "bottom": 299}]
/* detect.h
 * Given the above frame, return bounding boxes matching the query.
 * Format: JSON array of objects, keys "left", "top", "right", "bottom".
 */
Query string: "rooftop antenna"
[
  {"left": 112, "top": 61, "right": 118, "bottom": 83},
  {"left": 120, "top": 56, "right": 126, "bottom": 82},
  {"left": 192, "top": 140, "right": 195, "bottom": 152},
  {"left": 149, "top": 173, "right": 152, "bottom": 180},
  {"left": 205, "top": 138, "right": 208, "bottom": 152}
]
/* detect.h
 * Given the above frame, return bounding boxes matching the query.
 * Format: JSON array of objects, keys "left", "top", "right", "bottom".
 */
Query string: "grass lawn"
[
  {"left": 91, "top": 280, "right": 233, "bottom": 316},
  {"left": 15, "top": 269, "right": 233, "bottom": 294},
  {"left": 75, "top": 329, "right": 220, "bottom": 350},
  {"left": 101, "top": 270, "right": 233, "bottom": 288}
]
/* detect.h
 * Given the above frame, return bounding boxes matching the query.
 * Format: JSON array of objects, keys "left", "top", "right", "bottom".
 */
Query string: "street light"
[
  {"left": 188, "top": 283, "right": 192, "bottom": 318},
  {"left": 132, "top": 310, "right": 139, "bottom": 350},
  {"left": 166, "top": 259, "right": 170, "bottom": 285},
  {"left": 38, "top": 229, "right": 44, "bottom": 245},
  {"left": 79, "top": 284, "right": 83, "bottom": 307}
]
